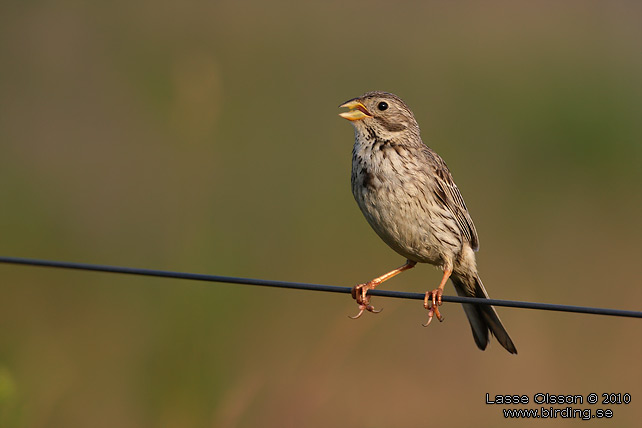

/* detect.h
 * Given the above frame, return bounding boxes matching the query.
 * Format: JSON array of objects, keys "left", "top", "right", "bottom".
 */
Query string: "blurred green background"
[{"left": 1, "top": 0, "right": 641, "bottom": 427}]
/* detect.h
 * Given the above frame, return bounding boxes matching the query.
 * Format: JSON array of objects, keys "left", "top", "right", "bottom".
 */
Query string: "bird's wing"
[{"left": 424, "top": 147, "right": 480, "bottom": 250}]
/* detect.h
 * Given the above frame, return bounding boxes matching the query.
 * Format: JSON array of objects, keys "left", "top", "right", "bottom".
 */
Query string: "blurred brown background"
[{"left": 1, "top": 0, "right": 641, "bottom": 427}]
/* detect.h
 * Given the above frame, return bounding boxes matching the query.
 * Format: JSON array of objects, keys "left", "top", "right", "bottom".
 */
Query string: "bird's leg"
[
  {"left": 422, "top": 267, "right": 452, "bottom": 326},
  {"left": 349, "top": 260, "right": 416, "bottom": 319}
]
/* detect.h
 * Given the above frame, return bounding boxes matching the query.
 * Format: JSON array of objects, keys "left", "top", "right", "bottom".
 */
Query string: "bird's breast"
[{"left": 351, "top": 139, "right": 458, "bottom": 265}]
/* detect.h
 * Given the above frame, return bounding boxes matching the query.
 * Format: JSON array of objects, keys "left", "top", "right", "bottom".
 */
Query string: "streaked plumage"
[{"left": 340, "top": 91, "right": 517, "bottom": 354}]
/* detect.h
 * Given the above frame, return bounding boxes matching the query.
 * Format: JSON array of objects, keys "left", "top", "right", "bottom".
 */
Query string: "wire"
[{"left": 1, "top": 256, "right": 640, "bottom": 319}]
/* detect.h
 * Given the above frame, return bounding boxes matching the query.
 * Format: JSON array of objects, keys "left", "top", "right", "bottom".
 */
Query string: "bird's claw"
[
  {"left": 422, "top": 288, "right": 444, "bottom": 326},
  {"left": 349, "top": 281, "right": 382, "bottom": 319},
  {"left": 349, "top": 303, "right": 382, "bottom": 319}
]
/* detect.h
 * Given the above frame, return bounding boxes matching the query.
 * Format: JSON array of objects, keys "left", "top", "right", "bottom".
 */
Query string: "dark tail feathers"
[{"left": 450, "top": 273, "right": 517, "bottom": 354}]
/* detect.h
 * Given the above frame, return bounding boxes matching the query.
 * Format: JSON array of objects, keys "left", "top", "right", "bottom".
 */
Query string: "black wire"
[{"left": 1, "top": 256, "right": 640, "bottom": 319}]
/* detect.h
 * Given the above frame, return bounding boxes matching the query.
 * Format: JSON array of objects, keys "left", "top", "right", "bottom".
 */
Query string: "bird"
[{"left": 339, "top": 91, "right": 517, "bottom": 354}]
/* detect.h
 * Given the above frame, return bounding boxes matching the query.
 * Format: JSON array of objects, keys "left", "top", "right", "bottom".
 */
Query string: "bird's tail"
[{"left": 450, "top": 273, "right": 517, "bottom": 354}]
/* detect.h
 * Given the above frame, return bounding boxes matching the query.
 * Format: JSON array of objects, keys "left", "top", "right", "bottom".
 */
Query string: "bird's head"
[{"left": 339, "top": 91, "right": 420, "bottom": 141}]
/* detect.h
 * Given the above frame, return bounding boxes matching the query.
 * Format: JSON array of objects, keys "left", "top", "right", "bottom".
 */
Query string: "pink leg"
[
  {"left": 350, "top": 260, "right": 416, "bottom": 319},
  {"left": 422, "top": 267, "right": 452, "bottom": 326}
]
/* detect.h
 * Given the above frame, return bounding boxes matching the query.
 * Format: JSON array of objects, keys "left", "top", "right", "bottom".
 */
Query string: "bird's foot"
[
  {"left": 422, "top": 288, "right": 444, "bottom": 326},
  {"left": 349, "top": 281, "right": 382, "bottom": 319}
]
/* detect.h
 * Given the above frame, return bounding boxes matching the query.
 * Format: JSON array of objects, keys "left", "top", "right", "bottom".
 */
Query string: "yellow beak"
[{"left": 339, "top": 100, "right": 372, "bottom": 121}]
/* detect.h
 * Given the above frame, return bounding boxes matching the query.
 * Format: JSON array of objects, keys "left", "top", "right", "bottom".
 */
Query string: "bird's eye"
[{"left": 377, "top": 101, "right": 388, "bottom": 111}]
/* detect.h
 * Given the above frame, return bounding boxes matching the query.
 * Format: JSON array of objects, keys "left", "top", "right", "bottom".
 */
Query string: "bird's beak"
[{"left": 339, "top": 99, "right": 372, "bottom": 121}]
